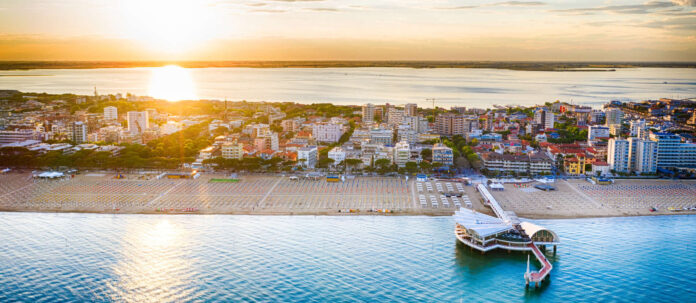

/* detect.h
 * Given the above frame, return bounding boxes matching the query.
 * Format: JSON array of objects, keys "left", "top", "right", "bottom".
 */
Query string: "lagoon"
[{"left": 1, "top": 67, "right": 695, "bottom": 108}]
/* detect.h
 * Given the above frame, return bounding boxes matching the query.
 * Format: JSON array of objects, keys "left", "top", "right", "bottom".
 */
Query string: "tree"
[
  {"left": 316, "top": 157, "right": 335, "bottom": 169},
  {"left": 374, "top": 158, "right": 392, "bottom": 175},
  {"left": 344, "top": 158, "right": 363, "bottom": 172},
  {"left": 455, "top": 157, "right": 471, "bottom": 169},
  {"left": 270, "top": 123, "right": 283, "bottom": 133},
  {"left": 420, "top": 148, "right": 432, "bottom": 161},
  {"left": 419, "top": 161, "right": 432, "bottom": 172},
  {"left": 405, "top": 161, "right": 419, "bottom": 174}
]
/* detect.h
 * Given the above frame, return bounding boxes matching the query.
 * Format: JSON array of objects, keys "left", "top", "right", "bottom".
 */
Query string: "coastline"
[
  {"left": 1, "top": 60, "right": 695, "bottom": 71},
  {"left": 0, "top": 207, "right": 694, "bottom": 219},
  {"left": 2, "top": 173, "right": 694, "bottom": 219}
]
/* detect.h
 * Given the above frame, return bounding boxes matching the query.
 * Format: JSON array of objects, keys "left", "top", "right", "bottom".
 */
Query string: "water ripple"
[{"left": 0, "top": 213, "right": 695, "bottom": 302}]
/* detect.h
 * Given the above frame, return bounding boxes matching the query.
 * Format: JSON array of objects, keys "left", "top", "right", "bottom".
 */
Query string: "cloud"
[
  {"left": 492, "top": 1, "right": 546, "bottom": 7},
  {"left": 306, "top": 7, "right": 340, "bottom": 12},
  {"left": 671, "top": 0, "right": 696, "bottom": 5},
  {"left": 434, "top": 5, "right": 478, "bottom": 10},
  {"left": 250, "top": 8, "right": 287, "bottom": 13},
  {"left": 551, "top": 1, "right": 678, "bottom": 15},
  {"left": 641, "top": 16, "right": 696, "bottom": 30},
  {"left": 435, "top": 1, "right": 546, "bottom": 10},
  {"left": 655, "top": 7, "right": 696, "bottom": 15},
  {"left": 247, "top": 3, "right": 267, "bottom": 7}
]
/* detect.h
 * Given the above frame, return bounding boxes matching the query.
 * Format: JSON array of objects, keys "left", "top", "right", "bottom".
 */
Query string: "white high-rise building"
[
  {"left": 630, "top": 120, "right": 646, "bottom": 138},
  {"left": 400, "top": 116, "right": 420, "bottom": 132},
  {"left": 127, "top": 111, "right": 149, "bottom": 134},
  {"left": 630, "top": 138, "right": 658, "bottom": 174},
  {"left": 104, "top": 106, "right": 118, "bottom": 121},
  {"left": 387, "top": 107, "right": 403, "bottom": 126},
  {"left": 70, "top": 121, "right": 87, "bottom": 143},
  {"left": 312, "top": 123, "right": 344, "bottom": 143},
  {"left": 298, "top": 146, "right": 318, "bottom": 168},
  {"left": 397, "top": 126, "right": 418, "bottom": 144},
  {"left": 608, "top": 138, "right": 630, "bottom": 173},
  {"left": 328, "top": 147, "right": 346, "bottom": 164},
  {"left": 393, "top": 141, "right": 411, "bottom": 167},
  {"left": 432, "top": 143, "right": 454, "bottom": 166},
  {"left": 362, "top": 103, "right": 375, "bottom": 124},
  {"left": 605, "top": 108, "right": 623, "bottom": 126},
  {"left": 369, "top": 128, "right": 394, "bottom": 145}
]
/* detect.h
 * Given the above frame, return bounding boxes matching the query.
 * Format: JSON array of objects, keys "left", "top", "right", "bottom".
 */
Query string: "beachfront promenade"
[{"left": 0, "top": 173, "right": 478, "bottom": 215}]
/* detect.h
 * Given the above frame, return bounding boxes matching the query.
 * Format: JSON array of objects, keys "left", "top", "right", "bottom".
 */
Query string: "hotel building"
[
  {"left": 605, "top": 108, "right": 623, "bottom": 126},
  {"left": 222, "top": 142, "right": 244, "bottom": 159},
  {"left": 298, "top": 146, "right": 318, "bottom": 168},
  {"left": 312, "top": 123, "right": 344, "bottom": 143},
  {"left": 480, "top": 152, "right": 553, "bottom": 174},
  {"left": 649, "top": 132, "right": 696, "bottom": 169},
  {"left": 432, "top": 143, "right": 454, "bottom": 166},
  {"left": 393, "top": 141, "right": 411, "bottom": 167},
  {"left": 328, "top": 147, "right": 346, "bottom": 164},
  {"left": 608, "top": 138, "right": 630, "bottom": 173}
]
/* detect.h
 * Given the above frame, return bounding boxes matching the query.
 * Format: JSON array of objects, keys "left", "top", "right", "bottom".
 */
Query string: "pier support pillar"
[
  {"left": 535, "top": 282, "right": 539, "bottom": 288},
  {"left": 553, "top": 245, "right": 557, "bottom": 253}
]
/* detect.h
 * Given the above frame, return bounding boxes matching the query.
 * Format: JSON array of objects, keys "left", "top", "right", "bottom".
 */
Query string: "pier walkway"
[
  {"left": 525, "top": 243, "right": 552, "bottom": 286},
  {"left": 476, "top": 183, "right": 554, "bottom": 287}
]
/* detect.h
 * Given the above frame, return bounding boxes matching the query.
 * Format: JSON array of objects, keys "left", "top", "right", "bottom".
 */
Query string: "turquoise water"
[{"left": 0, "top": 213, "right": 695, "bottom": 302}]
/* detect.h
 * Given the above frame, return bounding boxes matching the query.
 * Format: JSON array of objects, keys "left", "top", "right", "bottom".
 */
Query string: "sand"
[{"left": 1, "top": 172, "right": 694, "bottom": 218}]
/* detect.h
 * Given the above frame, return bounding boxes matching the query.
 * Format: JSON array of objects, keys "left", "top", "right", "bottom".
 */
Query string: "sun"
[
  {"left": 120, "top": 0, "right": 217, "bottom": 54},
  {"left": 148, "top": 65, "right": 197, "bottom": 101}
]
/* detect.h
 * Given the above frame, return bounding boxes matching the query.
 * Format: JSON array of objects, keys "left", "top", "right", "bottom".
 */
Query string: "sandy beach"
[{"left": 1, "top": 172, "right": 694, "bottom": 218}]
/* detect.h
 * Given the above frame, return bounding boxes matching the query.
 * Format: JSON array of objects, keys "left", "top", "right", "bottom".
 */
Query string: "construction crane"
[{"left": 425, "top": 98, "right": 436, "bottom": 109}]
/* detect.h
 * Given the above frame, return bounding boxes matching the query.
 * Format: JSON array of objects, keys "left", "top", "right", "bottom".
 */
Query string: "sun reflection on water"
[
  {"left": 108, "top": 219, "right": 195, "bottom": 302},
  {"left": 147, "top": 65, "right": 197, "bottom": 101}
]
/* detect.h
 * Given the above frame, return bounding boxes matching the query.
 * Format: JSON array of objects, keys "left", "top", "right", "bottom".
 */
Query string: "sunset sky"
[{"left": 0, "top": 0, "right": 695, "bottom": 61}]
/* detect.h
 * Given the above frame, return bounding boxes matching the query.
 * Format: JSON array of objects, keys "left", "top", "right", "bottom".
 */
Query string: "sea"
[
  {"left": 1, "top": 212, "right": 695, "bottom": 302},
  {"left": 1, "top": 67, "right": 695, "bottom": 108}
]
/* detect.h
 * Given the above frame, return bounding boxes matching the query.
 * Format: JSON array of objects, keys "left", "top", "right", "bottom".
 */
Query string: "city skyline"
[{"left": 1, "top": 0, "right": 695, "bottom": 61}]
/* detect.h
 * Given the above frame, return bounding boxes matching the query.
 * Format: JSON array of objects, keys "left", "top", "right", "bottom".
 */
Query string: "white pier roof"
[{"left": 454, "top": 208, "right": 513, "bottom": 238}]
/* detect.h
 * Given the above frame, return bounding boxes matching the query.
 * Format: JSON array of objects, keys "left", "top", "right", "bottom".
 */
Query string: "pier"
[
  {"left": 524, "top": 243, "right": 552, "bottom": 287},
  {"left": 453, "top": 184, "right": 558, "bottom": 288}
]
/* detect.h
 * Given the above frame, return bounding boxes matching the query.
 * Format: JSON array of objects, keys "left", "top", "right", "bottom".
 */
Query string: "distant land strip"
[{"left": 0, "top": 61, "right": 695, "bottom": 71}]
